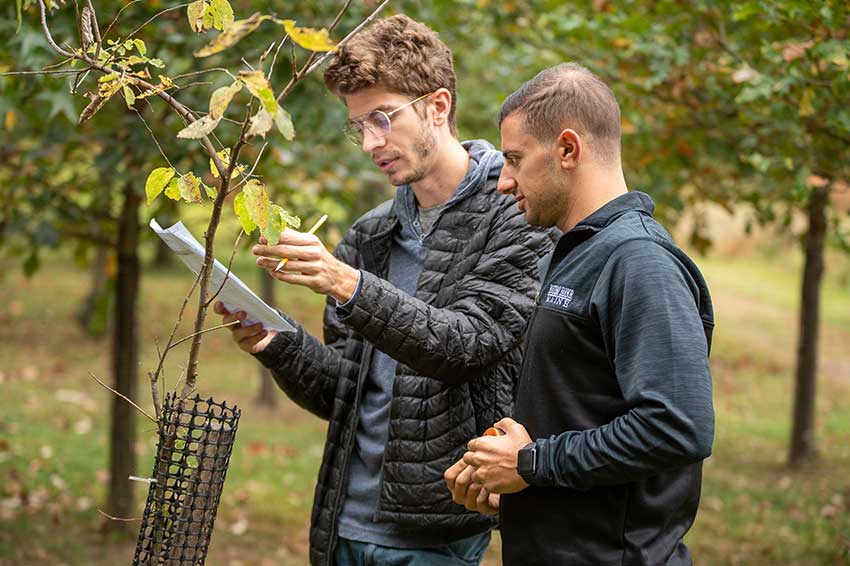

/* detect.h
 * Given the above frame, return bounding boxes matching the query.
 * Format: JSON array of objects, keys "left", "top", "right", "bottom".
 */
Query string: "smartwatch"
[{"left": 516, "top": 441, "right": 537, "bottom": 484}]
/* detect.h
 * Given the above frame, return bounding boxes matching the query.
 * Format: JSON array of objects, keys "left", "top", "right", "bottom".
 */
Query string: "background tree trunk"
[
  {"left": 789, "top": 184, "right": 829, "bottom": 466},
  {"left": 76, "top": 246, "right": 113, "bottom": 337},
  {"left": 153, "top": 199, "right": 177, "bottom": 268},
  {"left": 105, "top": 183, "right": 141, "bottom": 529},
  {"left": 256, "top": 272, "right": 277, "bottom": 407}
]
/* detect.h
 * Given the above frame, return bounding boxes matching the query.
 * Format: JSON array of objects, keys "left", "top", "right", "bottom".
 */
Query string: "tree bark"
[
  {"left": 789, "top": 184, "right": 828, "bottom": 466},
  {"left": 106, "top": 183, "right": 141, "bottom": 528},
  {"left": 256, "top": 272, "right": 278, "bottom": 407}
]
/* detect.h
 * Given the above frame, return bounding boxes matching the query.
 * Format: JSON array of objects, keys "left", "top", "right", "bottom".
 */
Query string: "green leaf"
[
  {"left": 239, "top": 70, "right": 277, "bottom": 114},
  {"left": 145, "top": 167, "right": 176, "bottom": 204},
  {"left": 204, "top": 183, "right": 218, "bottom": 200},
  {"left": 209, "top": 0, "right": 235, "bottom": 31},
  {"left": 16, "top": 0, "right": 23, "bottom": 34},
  {"left": 247, "top": 108, "right": 274, "bottom": 138},
  {"left": 209, "top": 81, "right": 241, "bottom": 120},
  {"left": 194, "top": 12, "right": 270, "bottom": 58},
  {"left": 122, "top": 85, "right": 135, "bottom": 109},
  {"left": 277, "top": 207, "right": 301, "bottom": 229},
  {"left": 274, "top": 106, "right": 295, "bottom": 141},
  {"left": 242, "top": 179, "right": 269, "bottom": 229},
  {"left": 233, "top": 192, "right": 257, "bottom": 233},
  {"left": 133, "top": 39, "right": 147, "bottom": 56},
  {"left": 265, "top": 204, "right": 285, "bottom": 244},
  {"left": 178, "top": 173, "right": 203, "bottom": 203},
  {"left": 177, "top": 115, "right": 220, "bottom": 139},
  {"left": 164, "top": 178, "right": 181, "bottom": 200},
  {"left": 280, "top": 19, "right": 337, "bottom": 52}
]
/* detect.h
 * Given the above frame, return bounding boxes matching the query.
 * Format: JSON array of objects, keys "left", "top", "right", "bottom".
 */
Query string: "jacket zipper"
[{"left": 325, "top": 343, "right": 374, "bottom": 564}]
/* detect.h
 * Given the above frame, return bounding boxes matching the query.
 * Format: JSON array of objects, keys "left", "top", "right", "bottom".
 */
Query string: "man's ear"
[
  {"left": 556, "top": 129, "right": 582, "bottom": 170},
  {"left": 431, "top": 88, "right": 452, "bottom": 127}
]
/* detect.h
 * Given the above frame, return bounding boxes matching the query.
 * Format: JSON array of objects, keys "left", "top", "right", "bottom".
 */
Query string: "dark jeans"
[{"left": 333, "top": 532, "right": 491, "bottom": 566}]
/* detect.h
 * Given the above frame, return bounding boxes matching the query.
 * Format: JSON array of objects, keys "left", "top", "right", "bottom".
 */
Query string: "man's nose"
[
  {"left": 497, "top": 173, "right": 516, "bottom": 195},
  {"left": 361, "top": 128, "right": 386, "bottom": 153}
]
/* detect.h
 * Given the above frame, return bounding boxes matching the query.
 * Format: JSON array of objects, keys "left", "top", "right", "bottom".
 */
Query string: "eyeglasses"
[{"left": 342, "top": 91, "right": 436, "bottom": 146}]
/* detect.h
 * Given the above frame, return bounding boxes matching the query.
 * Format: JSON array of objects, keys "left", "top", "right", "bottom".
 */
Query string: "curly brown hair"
[{"left": 323, "top": 14, "right": 458, "bottom": 137}]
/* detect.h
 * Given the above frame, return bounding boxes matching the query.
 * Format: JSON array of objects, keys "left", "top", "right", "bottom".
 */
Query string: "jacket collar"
[{"left": 573, "top": 191, "right": 655, "bottom": 233}]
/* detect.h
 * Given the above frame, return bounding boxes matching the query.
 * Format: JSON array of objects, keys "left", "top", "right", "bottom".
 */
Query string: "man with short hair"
[
  {"left": 215, "top": 15, "right": 552, "bottom": 566},
  {"left": 445, "top": 63, "right": 715, "bottom": 565}
]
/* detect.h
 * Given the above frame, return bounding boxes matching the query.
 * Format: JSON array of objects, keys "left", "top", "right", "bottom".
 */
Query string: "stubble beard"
[{"left": 395, "top": 122, "right": 436, "bottom": 186}]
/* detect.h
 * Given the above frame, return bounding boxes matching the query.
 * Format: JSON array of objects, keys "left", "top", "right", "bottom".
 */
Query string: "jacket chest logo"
[{"left": 544, "top": 284, "right": 575, "bottom": 308}]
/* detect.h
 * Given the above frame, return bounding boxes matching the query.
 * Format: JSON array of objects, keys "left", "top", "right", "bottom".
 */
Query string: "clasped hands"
[{"left": 444, "top": 417, "right": 532, "bottom": 516}]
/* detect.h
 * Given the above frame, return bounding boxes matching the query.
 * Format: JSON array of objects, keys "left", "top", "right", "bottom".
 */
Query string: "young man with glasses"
[{"left": 214, "top": 15, "right": 553, "bottom": 566}]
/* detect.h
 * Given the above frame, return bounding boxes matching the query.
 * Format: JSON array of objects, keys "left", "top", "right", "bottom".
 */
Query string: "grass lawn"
[{"left": 1, "top": 240, "right": 849, "bottom": 565}]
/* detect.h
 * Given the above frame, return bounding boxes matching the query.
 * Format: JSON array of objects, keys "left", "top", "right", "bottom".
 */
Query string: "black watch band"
[{"left": 516, "top": 441, "right": 537, "bottom": 484}]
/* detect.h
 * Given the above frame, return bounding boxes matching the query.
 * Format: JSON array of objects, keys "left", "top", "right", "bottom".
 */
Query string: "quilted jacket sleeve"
[
  {"left": 253, "top": 238, "right": 361, "bottom": 421},
  {"left": 341, "top": 200, "right": 550, "bottom": 385}
]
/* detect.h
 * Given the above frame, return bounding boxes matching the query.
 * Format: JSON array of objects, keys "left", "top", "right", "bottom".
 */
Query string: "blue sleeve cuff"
[{"left": 335, "top": 270, "right": 363, "bottom": 317}]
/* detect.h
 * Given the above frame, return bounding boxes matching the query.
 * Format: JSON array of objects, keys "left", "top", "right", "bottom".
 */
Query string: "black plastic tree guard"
[{"left": 133, "top": 393, "right": 240, "bottom": 565}]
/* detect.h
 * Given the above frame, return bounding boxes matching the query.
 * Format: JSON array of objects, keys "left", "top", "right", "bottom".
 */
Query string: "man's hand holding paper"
[{"left": 213, "top": 302, "right": 278, "bottom": 355}]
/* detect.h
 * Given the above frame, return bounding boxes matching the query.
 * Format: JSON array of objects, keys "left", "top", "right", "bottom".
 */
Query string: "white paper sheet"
[{"left": 150, "top": 219, "right": 295, "bottom": 332}]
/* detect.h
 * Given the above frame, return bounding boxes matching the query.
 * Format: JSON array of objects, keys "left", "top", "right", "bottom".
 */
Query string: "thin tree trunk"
[
  {"left": 256, "top": 272, "right": 278, "bottom": 407},
  {"left": 106, "top": 183, "right": 141, "bottom": 528},
  {"left": 789, "top": 184, "right": 828, "bottom": 466}
]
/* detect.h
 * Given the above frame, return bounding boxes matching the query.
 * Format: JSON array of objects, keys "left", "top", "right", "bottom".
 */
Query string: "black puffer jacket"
[{"left": 255, "top": 176, "right": 554, "bottom": 566}]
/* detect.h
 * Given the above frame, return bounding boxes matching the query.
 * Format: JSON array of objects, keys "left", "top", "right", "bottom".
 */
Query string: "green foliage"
[{"left": 145, "top": 167, "right": 176, "bottom": 204}]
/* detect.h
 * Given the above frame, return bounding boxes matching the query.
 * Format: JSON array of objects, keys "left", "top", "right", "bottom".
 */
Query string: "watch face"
[{"left": 517, "top": 443, "right": 536, "bottom": 476}]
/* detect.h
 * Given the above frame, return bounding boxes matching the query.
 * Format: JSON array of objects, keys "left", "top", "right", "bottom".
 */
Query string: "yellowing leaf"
[
  {"left": 204, "top": 183, "right": 218, "bottom": 199},
  {"left": 4, "top": 110, "right": 16, "bottom": 131},
  {"left": 164, "top": 177, "right": 181, "bottom": 200},
  {"left": 79, "top": 86, "right": 120, "bottom": 125},
  {"left": 194, "top": 12, "right": 270, "bottom": 58},
  {"left": 209, "top": 80, "right": 241, "bottom": 120},
  {"left": 281, "top": 20, "right": 337, "bottom": 52},
  {"left": 242, "top": 179, "right": 268, "bottom": 229},
  {"left": 177, "top": 114, "right": 220, "bottom": 139},
  {"left": 233, "top": 192, "right": 256, "bottom": 233},
  {"left": 209, "top": 0, "right": 234, "bottom": 31},
  {"left": 239, "top": 70, "right": 277, "bottom": 114},
  {"left": 274, "top": 107, "right": 295, "bottom": 140},
  {"left": 178, "top": 173, "right": 203, "bottom": 203},
  {"left": 136, "top": 75, "right": 174, "bottom": 99},
  {"left": 277, "top": 206, "right": 300, "bottom": 229},
  {"left": 265, "top": 204, "right": 285, "bottom": 244},
  {"left": 187, "top": 0, "right": 209, "bottom": 33},
  {"left": 145, "top": 167, "right": 176, "bottom": 204},
  {"left": 209, "top": 148, "right": 243, "bottom": 179},
  {"left": 247, "top": 108, "right": 274, "bottom": 138}
]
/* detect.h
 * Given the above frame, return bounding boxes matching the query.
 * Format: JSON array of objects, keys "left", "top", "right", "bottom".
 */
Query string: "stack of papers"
[{"left": 150, "top": 219, "right": 295, "bottom": 332}]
